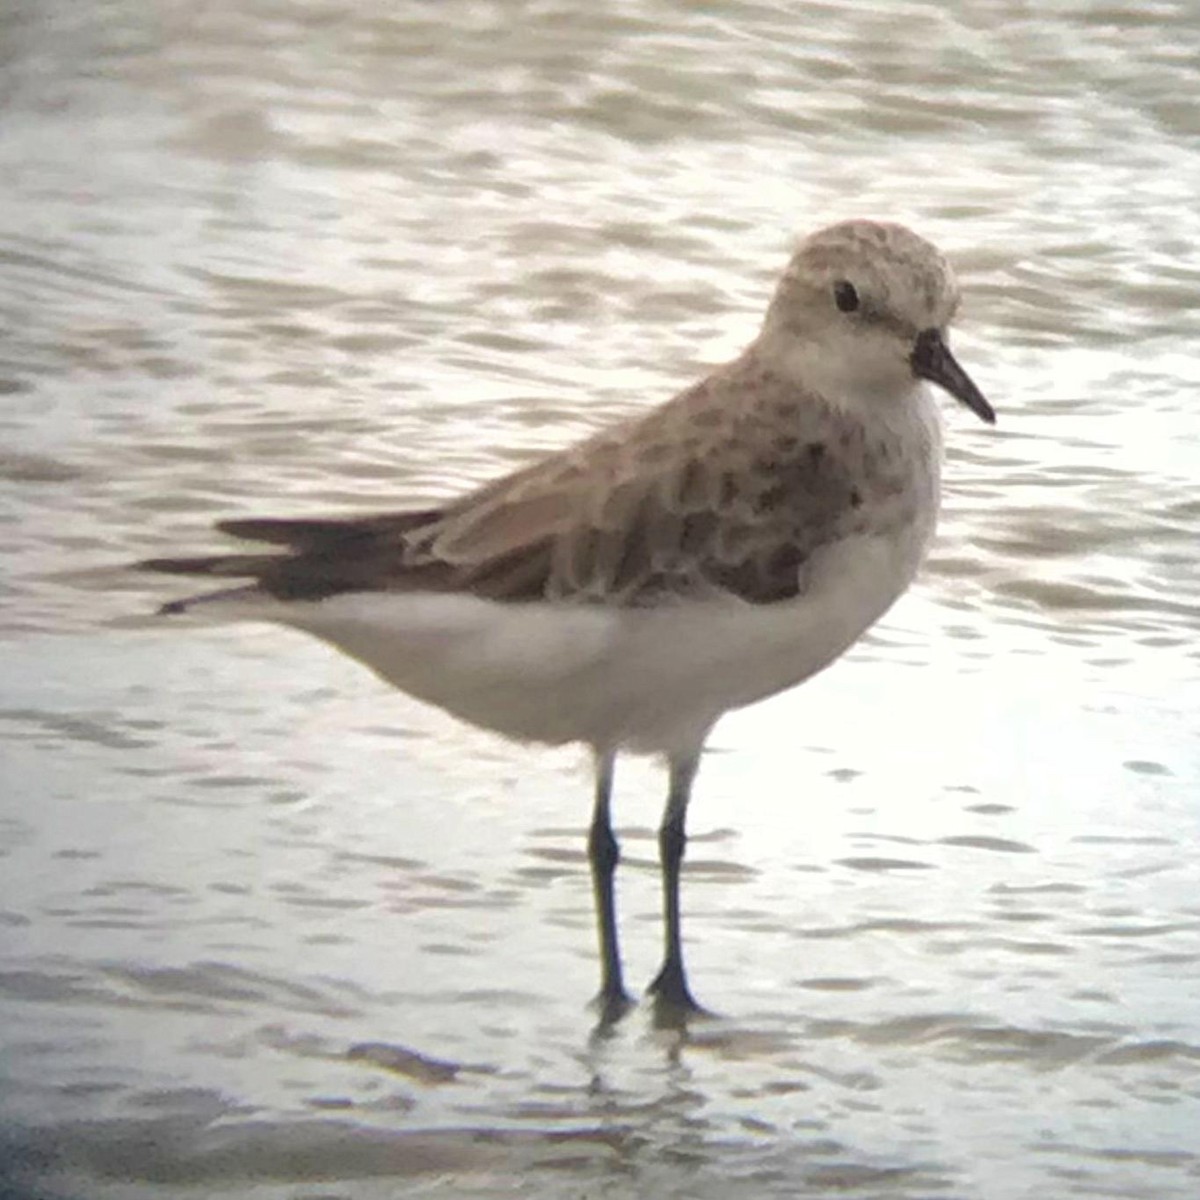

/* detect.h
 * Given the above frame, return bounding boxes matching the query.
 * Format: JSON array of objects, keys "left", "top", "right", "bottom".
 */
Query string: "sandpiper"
[{"left": 142, "top": 219, "right": 995, "bottom": 1020}]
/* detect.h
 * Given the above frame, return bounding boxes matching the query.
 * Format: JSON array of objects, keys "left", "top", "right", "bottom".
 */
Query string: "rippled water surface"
[{"left": 3, "top": 2, "right": 1199, "bottom": 1197}]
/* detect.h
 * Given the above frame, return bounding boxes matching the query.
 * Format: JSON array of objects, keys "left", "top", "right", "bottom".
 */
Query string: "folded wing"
[{"left": 142, "top": 372, "right": 862, "bottom": 611}]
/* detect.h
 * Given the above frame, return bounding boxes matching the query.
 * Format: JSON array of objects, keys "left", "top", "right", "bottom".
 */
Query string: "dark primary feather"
[
  {"left": 142, "top": 359, "right": 898, "bottom": 612},
  {"left": 217, "top": 509, "right": 444, "bottom": 546}
]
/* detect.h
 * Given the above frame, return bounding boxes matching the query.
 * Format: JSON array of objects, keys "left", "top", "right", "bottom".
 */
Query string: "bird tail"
[
  {"left": 138, "top": 547, "right": 288, "bottom": 616},
  {"left": 137, "top": 509, "right": 448, "bottom": 614}
]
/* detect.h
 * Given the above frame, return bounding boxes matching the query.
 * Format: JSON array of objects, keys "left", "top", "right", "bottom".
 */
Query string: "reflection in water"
[{"left": 3, "top": 0, "right": 1200, "bottom": 1196}]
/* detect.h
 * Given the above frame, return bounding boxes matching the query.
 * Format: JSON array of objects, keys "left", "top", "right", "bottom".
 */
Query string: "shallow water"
[{"left": 2, "top": 1, "right": 1199, "bottom": 1197}]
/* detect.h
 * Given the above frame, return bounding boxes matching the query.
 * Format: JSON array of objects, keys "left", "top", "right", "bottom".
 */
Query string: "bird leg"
[
  {"left": 647, "top": 750, "right": 705, "bottom": 1014},
  {"left": 588, "top": 749, "right": 632, "bottom": 1020}
]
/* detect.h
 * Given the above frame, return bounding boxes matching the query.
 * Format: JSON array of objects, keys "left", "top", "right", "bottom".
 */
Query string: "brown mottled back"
[{"left": 142, "top": 350, "right": 922, "bottom": 609}]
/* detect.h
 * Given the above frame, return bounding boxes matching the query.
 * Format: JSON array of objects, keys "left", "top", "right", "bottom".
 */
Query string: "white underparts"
[{"left": 220, "top": 519, "right": 933, "bottom": 759}]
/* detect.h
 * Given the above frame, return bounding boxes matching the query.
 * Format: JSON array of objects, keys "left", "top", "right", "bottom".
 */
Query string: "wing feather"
[{"left": 144, "top": 358, "right": 878, "bottom": 611}]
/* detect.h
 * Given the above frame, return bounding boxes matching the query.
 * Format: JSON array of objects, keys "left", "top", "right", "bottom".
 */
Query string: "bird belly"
[
  {"left": 597, "top": 526, "right": 930, "bottom": 752},
  {"left": 272, "top": 526, "right": 928, "bottom": 758}
]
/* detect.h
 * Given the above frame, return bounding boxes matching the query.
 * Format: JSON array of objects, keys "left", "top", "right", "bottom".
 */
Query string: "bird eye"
[{"left": 833, "top": 280, "right": 859, "bottom": 313}]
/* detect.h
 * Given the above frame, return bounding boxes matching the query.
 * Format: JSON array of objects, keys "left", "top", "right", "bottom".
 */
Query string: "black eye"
[{"left": 833, "top": 280, "right": 859, "bottom": 313}]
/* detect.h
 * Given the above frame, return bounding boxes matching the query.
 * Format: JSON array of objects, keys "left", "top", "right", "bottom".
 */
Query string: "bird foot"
[
  {"left": 646, "top": 962, "right": 711, "bottom": 1023},
  {"left": 590, "top": 985, "right": 635, "bottom": 1031}
]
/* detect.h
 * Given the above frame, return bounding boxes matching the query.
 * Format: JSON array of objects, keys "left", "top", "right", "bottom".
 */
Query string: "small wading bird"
[{"left": 142, "top": 219, "right": 994, "bottom": 1022}]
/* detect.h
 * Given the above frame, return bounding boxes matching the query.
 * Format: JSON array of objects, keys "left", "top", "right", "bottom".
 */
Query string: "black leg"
[
  {"left": 647, "top": 751, "right": 706, "bottom": 1015},
  {"left": 588, "top": 749, "right": 632, "bottom": 1022}
]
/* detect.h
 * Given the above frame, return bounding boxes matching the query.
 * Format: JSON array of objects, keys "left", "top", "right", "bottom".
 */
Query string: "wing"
[{"left": 142, "top": 360, "right": 866, "bottom": 610}]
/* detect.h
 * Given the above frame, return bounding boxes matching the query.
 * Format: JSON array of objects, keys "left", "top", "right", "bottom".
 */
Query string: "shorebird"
[{"left": 142, "top": 219, "right": 994, "bottom": 1019}]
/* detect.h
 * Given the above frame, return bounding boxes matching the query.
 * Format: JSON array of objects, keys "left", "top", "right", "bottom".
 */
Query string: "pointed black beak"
[{"left": 910, "top": 328, "right": 995, "bottom": 425}]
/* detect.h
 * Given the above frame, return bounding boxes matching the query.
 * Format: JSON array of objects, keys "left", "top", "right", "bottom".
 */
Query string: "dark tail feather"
[
  {"left": 217, "top": 509, "right": 443, "bottom": 549},
  {"left": 140, "top": 506, "right": 449, "bottom": 614},
  {"left": 139, "top": 553, "right": 285, "bottom": 578},
  {"left": 216, "top": 518, "right": 351, "bottom": 546},
  {"left": 139, "top": 552, "right": 279, "bottom": 615},
  {"left": 158, "top": 584, "right": 261, "bottom": 616}
]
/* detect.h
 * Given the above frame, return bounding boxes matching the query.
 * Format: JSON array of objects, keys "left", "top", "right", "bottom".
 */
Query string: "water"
[{"left": 2, "top": 1, "right": 1199, "bottom": 1196}]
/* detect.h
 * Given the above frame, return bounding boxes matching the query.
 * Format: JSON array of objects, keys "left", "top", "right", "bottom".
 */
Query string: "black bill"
[{"left": 910, "top": 328, "right": 996, "bottom": 425}]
